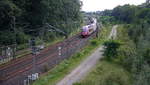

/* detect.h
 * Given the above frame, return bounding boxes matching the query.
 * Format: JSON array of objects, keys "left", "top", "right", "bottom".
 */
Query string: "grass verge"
[{"left": 74, "top": 60, "right": 132, "bottom": 85}]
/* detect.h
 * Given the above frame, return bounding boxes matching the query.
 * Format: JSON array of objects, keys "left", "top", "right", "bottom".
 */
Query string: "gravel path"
[
  {"left": 108, "top": 25, "right": 118, "bottom": 39},
  {"left": 56, "top": 25, "right": 118, "bottom": 85}
]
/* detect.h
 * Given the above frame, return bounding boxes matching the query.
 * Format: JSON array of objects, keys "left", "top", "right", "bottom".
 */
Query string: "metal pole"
[
  {"left": 30, "top": 38, "right": 37, "bottom": 81},
  {"left": 27, "top": 76, "right": 30, "bottom": 85},
  {"left": 13, "top": 16, "right": 17, "bottom": 59},
  {"left": 24, "top": 80, "right": 27, "bottom": 85},
  {"left": 33, "top": 53, "right": 36, "bottom": 73}
]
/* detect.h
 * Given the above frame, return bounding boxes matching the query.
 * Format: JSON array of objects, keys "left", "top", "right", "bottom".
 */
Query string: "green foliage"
[
  {"left": 0, "top": 31, "right": 15, "bottom": 45},
  {"left": 90, "top": 40, "right": 99, "bottom": 46},
  {"left": 0, "top": 0, "right": 82, "bottom": 46},
  {"left": 76, "top": 61, "right": 132, "bottom": 85},
  {"left": 0, "top": 0, "right": 21, "bottom": 31},
  {"left": 143, "top": 48, "right": 150, "bottom": 63},
  {"left": 16, "top": 32, "right": 29, "bottom": 44},
  {"left": 133, "top": 63, "right": 150, "bottom": 85},
  {"left": 99, "top": 16, "right": 116, "bottom": 24},
  {"left": 101, "top": 10, "right": 113, "bottom": 16},
  {"left": 101, "top": 4, "right": 150, "bottom": 24},
  {"left": 112, "top": 5, "right": 138, "bottom": 23},
  {"left": 84, "top": 3, "right": 150, "bottom": 85},
  {"left": 103, "top": 40, "right": 121, "bottom": 60},
  {"left": 73, "top": 83, "right": 82, "bottom": 85},
  {"left": 116, "top": 25, "right": 150, "bottom": 84},
  {"left": 74, "top": 3, "right": 150, "bottom": 85},
  {"left": 136, "top": 8, "right": 150, "bottom": 20}
]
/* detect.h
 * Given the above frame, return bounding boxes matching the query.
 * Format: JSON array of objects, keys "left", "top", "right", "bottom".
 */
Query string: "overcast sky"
[{"left": 80, "top": 0, "right": 146, "bottom": 12}]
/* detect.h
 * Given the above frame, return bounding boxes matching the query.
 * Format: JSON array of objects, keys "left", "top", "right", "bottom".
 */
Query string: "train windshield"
[{"left": 82, "top": 26, "right": 89, "bottom": 32}]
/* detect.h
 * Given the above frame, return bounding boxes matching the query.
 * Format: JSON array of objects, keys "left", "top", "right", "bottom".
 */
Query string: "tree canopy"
[{"left": 0, "top": 0, "right": 82, "bottom": 45}]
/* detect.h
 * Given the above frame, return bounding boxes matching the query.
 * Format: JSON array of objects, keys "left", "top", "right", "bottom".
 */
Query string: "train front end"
[{"left": 81, "top": 26, "right": 89, "bottom": 37}]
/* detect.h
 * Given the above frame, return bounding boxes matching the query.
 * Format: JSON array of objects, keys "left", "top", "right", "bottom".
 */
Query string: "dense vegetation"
[
  {"left": 0, "top": 0, "right": 82, "bottom": 46},
  {"left": 75, "top": 2, "right": 150, "bottom": 85}
]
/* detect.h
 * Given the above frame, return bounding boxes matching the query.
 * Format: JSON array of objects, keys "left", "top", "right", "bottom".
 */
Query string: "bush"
[
  {"left": 16, "top": 32, "right": 29, "bottom": 44},
  {"left": 90, "top": 39, "right": 99, "bottom": 46},
  {"left": 103, "top": 40, "right": 121, "bottom": 60},
  {"left": 73, "top": 83, "right": 82, "bottom": 85},
  {"left": 0, "top": 31, "right": 15, "bottom": 45}
]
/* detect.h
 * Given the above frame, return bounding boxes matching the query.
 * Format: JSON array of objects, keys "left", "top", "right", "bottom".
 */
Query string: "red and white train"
[{"left": 81, "top": 18, "right": 97, "bottom": 37}]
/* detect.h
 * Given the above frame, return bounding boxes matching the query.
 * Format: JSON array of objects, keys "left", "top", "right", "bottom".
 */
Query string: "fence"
[{"left": 0, "top": 45, "right": 16, "bottom": 64}]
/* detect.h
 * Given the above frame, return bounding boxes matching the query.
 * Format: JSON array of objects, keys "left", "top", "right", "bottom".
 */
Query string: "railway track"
[
  {"left": 0, "top": 34, "right": 77, "bottom": 72},
  {"left": 0, "top": 33, "right": 96, "bottom": 85}
]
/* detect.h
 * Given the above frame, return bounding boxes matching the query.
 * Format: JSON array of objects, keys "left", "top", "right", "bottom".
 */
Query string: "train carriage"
[{"left": 81, "top": 18, "right": 97, "bottom": 37}]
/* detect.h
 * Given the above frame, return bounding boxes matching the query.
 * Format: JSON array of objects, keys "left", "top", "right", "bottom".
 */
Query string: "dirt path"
[
  {"left": 108, "top": 25, "right": 118, "bottom": 39},
  {"left": 56, "top": 25, "right": 118, "bottom": 85}
]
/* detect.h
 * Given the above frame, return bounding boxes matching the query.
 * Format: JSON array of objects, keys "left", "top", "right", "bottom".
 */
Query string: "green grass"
[
  {"left": 16, "top": 50, "right": 31, "bottom": 58},
  {"left": 45, "top": 38, "right": 64, "bottom": 47},
  {"left": 99, "top": 25, "right": 112, "bottom": 39},
  {"left": 74, "top": 61, "right": 132, "bottom": 85},
  {"left": 32, "top": 25, "right": 111, "bottom": 85}
]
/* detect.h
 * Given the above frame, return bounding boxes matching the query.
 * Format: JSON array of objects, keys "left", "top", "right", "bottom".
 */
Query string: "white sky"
[{"left": 80, "top": 0, "right": 145, "bottom": 12}]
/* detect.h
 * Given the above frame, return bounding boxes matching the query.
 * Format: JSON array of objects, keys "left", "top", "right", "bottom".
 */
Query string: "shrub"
[
  {"left": 103, "top": 40, "right": 121, "bottom": 60},
  {"left": 90, "top": 40, "right": 99, "bottom": 46}
]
